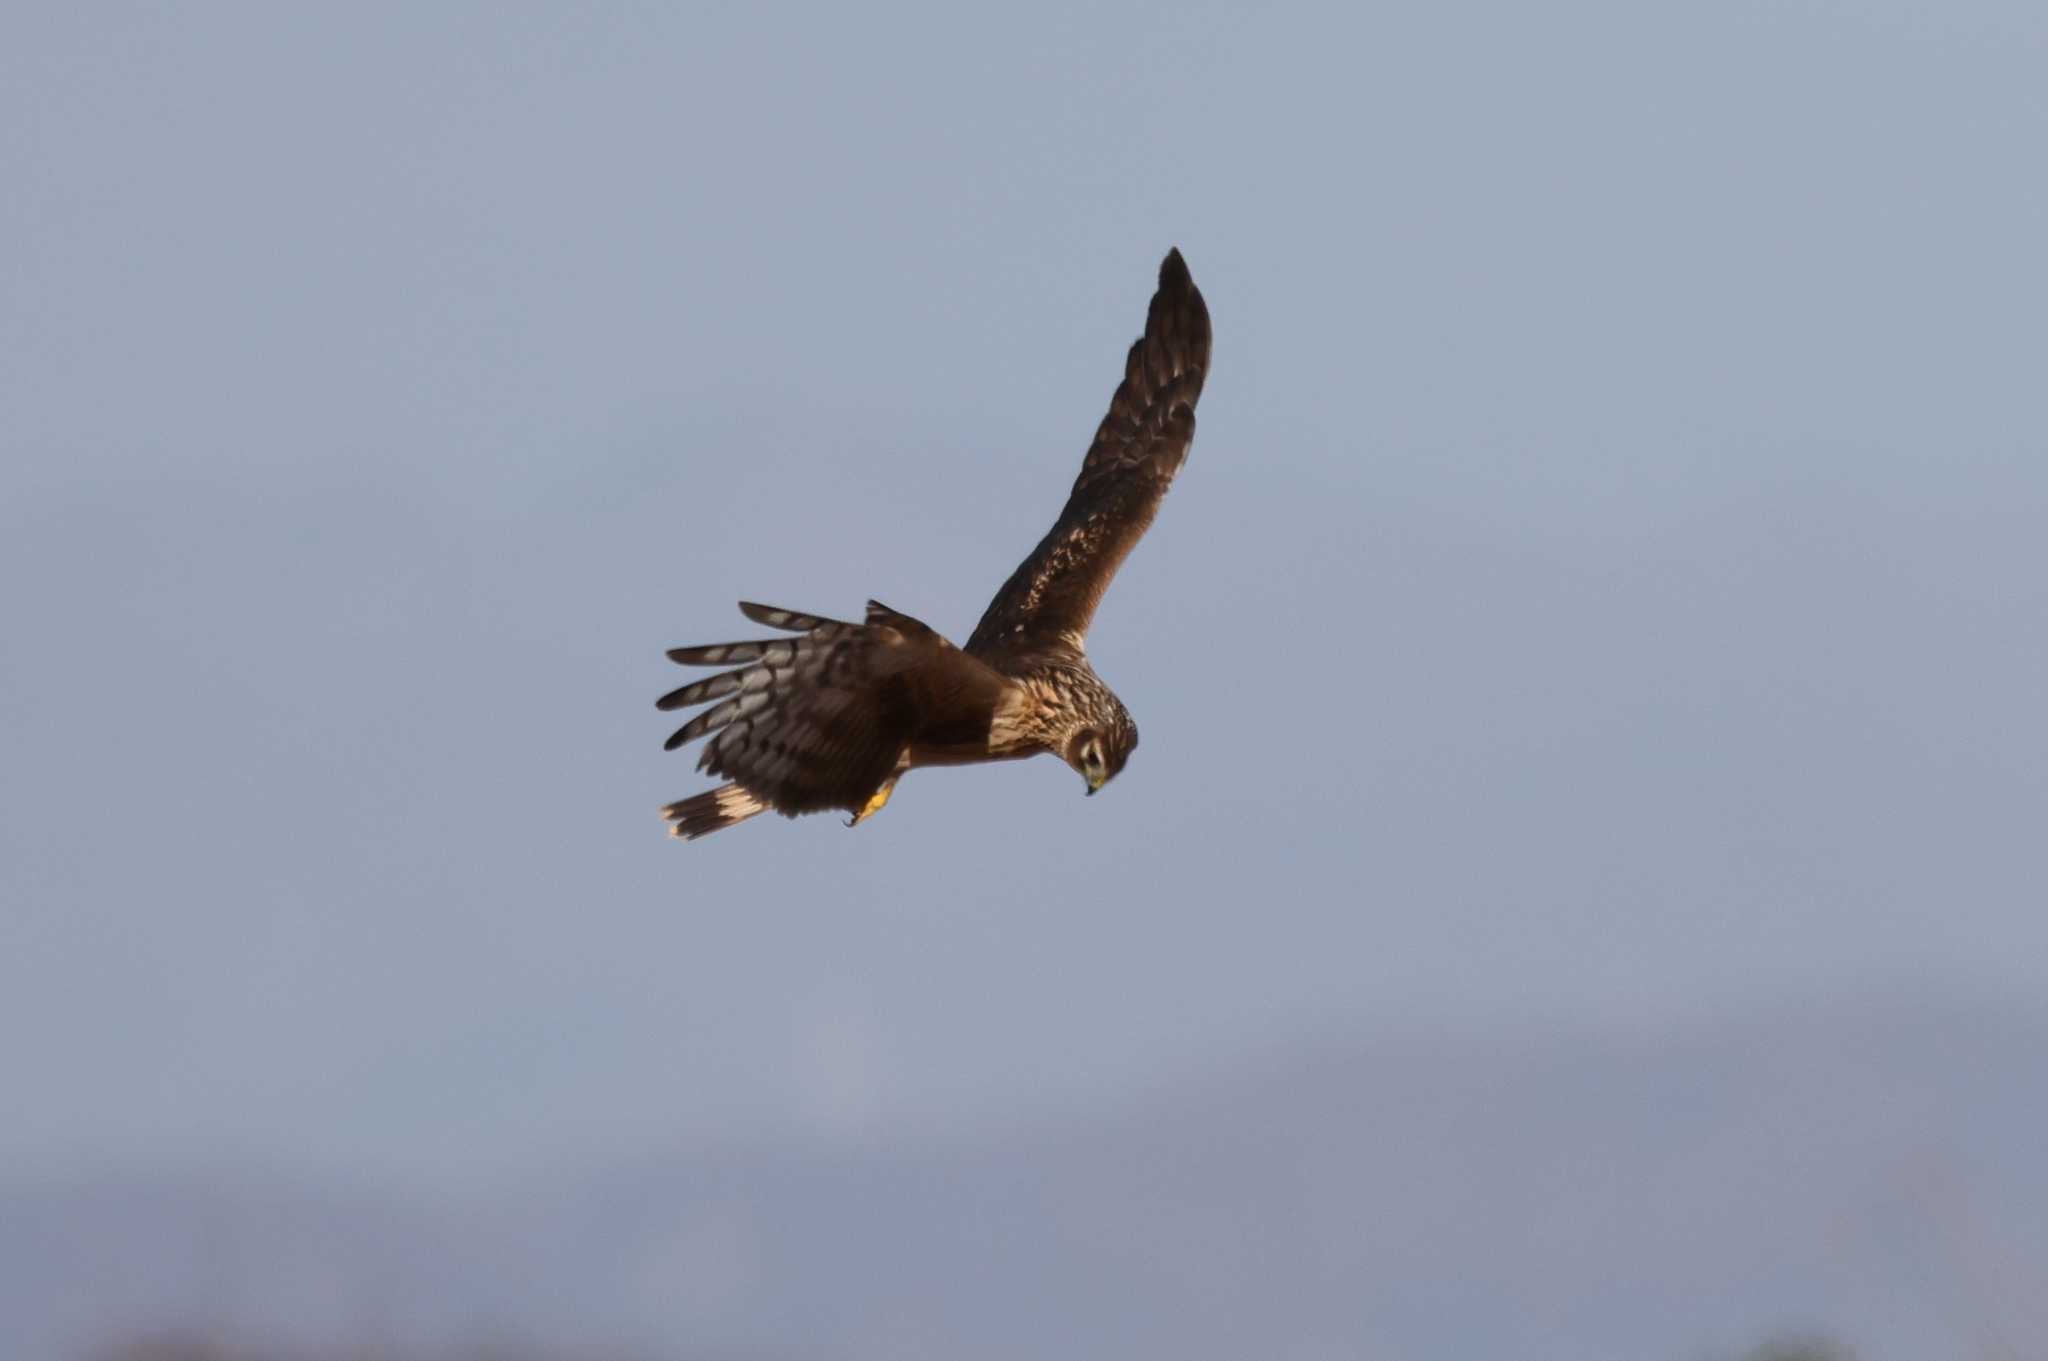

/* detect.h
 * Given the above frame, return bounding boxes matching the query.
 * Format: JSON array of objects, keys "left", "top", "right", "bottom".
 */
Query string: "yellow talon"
[{"left": 849, "top": 779, "right": 897, "bottom": 827}]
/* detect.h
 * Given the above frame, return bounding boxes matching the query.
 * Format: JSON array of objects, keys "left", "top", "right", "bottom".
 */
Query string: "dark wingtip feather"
[
  {"left": 1147, "top": 247, "right": 1208, "bottom": 356},
  {"left": 737, "top": 601, "right": 839, "bottom": 632},
  {"left": 655, "top": 683, "right": 702, "bottom": 713},
  {"left": 1149, "top": 246, "right": 1210, "bottom": 382},
  {"left": 656, "top": 665, "right": 753, "bottom": 712},
  {"left": 667, "top": 641, "right": 764, "bottom": 667}
]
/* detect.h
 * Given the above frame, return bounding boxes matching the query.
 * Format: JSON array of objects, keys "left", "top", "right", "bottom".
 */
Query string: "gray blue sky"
[{"left": 3, "top": 0, "right": 2045, "bottom": 1186}]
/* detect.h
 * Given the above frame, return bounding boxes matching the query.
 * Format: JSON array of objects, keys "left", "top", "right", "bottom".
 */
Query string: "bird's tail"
[{"left": 660, "top": 783, "right": 768, "bottom": 841}]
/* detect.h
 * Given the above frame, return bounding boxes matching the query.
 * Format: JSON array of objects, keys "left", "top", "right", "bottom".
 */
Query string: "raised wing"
[{"left": 965, "top": 248, "right": 1211, "bottom": 661}]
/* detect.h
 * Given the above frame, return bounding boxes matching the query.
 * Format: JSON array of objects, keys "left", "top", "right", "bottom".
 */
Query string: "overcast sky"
[{"left": 4, "top": 0, "right": 2045, "bottom": 1187}]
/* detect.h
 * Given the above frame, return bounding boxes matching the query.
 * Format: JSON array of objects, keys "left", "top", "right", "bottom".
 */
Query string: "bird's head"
[{"left": 1063, "top": 700, "right": 1138, "bottom": 796}]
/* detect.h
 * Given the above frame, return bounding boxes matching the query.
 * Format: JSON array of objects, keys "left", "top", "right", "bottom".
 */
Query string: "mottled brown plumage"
[{"left": 657, "top": 249, "right": 1210, "bottom": 839}]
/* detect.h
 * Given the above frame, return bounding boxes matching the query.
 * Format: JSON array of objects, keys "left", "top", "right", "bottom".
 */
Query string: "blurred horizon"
[
  {"left": 10, "top": 990, "right": 2046, "bottom": 1361},
  {"left": 4, "top": 975, "right": 2041, "bottom": 1195}
]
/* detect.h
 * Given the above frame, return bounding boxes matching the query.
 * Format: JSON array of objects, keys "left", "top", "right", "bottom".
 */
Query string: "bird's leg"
[{"left": 847, "top": 778, "right": 898, "bottom": 828}]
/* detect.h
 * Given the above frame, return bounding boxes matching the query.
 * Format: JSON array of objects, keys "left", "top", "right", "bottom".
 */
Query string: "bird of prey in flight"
[{"left": 656, "top": 248, "right": 1211, "bottom": 840}]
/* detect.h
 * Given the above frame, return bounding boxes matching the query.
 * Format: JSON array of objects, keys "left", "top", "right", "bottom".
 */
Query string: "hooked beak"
[{"left": 1085, "top": 771, "right": 1106, "bottom": 796}]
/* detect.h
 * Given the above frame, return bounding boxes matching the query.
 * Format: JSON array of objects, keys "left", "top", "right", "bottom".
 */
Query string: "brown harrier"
[{"left": 657, "top": 248, "right": 1211, "bottom": 840}]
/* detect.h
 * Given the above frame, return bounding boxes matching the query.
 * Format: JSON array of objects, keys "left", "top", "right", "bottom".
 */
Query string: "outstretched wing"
[
  {"left": 657, "top": 601, "right": 1004, "bottom": 838},
  {"left": 965, "top": 248, "right": 1211, "bottom": 660},
  {"left": 658, "top": 602, "right": 923, "bottom": 820}
]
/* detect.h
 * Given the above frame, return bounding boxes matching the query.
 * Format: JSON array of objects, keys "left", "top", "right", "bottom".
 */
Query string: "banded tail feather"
[{"left": 661, "top": 783, "right": 768, "bottom": 840}]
